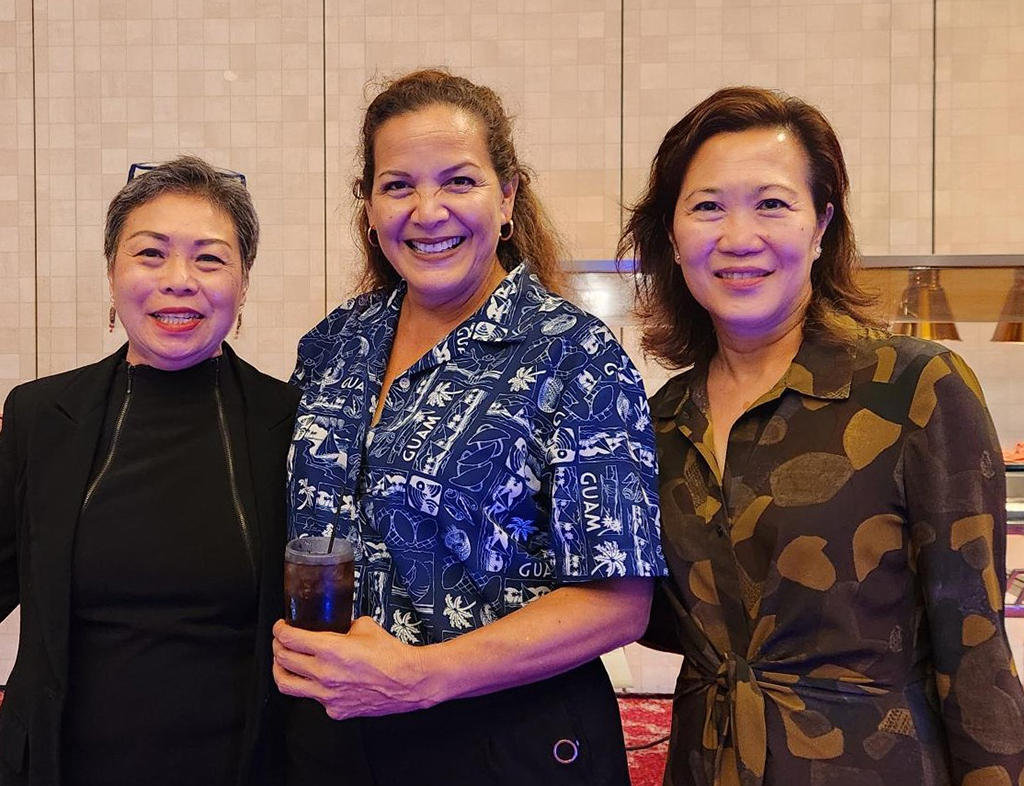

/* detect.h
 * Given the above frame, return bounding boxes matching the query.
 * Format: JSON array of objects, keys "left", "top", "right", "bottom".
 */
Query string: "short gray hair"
[{"left": 104, "top": 156, "right": 259, "bottom": 281}]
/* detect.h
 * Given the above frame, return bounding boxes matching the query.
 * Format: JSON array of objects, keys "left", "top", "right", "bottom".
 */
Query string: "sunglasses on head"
[{"left": 127, "top": 162, "right": 247, "bottom": 188}]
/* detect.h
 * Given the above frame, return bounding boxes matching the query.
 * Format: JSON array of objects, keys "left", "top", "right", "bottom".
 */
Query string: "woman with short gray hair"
[{"left": 0, "top": 155, "right": 298, "bottom": 786}]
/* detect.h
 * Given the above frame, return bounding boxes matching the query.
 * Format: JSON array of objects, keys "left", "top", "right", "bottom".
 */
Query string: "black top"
[{"left": 61, "top": 357, "right": 259, "bottom": 786}]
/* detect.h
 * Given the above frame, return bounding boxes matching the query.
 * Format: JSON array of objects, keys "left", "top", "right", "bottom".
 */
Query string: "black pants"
[{"left": 285, "top": 659, "right": 630, "bottom": 786}]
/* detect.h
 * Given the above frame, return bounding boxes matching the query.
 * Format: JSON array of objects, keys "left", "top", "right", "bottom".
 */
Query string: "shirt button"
[{"left": 398, "top": 377, "right": 410, "bottom": 391}]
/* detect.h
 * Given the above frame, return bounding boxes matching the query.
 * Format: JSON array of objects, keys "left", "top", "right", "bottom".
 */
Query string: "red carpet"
[{"left": 619, "top": 695, "right": 671, "bottom": 786}]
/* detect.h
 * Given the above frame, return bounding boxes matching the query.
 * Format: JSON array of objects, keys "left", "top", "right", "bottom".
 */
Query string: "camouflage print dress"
[{"left": 645, "top": 323, "right": 1024, "bottom": 786}]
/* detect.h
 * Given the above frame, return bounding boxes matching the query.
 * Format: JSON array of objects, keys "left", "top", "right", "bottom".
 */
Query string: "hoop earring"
[
  {"left": 498, "top": 219, "right": 514, "bottom": 242},
  {"left": 367, "top": 226, "right": 380, "bottom": 248},
  {"left": 108, "top": 302, "right": 116, "bottom": 333}
]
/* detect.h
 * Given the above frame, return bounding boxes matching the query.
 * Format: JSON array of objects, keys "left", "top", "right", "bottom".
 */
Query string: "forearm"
[
  {"left": 274, "top": 573, "right": 653, "bottom": 720},
  {"left": 417, "top": 577, "right": 653, "bottom": 705}
]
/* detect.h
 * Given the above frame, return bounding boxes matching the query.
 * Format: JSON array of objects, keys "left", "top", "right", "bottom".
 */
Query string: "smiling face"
[
  {"left": 109, "top": 192, "right": 247, "bottom": 370},
  {"left": 365, "top": 103, "right": 517, "bottom": 313},
  {"left": 670, "top": 127, "right": 833, "bottom": 346}
]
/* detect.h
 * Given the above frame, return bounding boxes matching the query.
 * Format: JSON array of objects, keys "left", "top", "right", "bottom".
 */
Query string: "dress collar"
[
  {"left": 650, "top": 316, "right": 862, "bottom": 425},
  {"left": 782, "top": 318, "right": 859, "bottom": 402}
]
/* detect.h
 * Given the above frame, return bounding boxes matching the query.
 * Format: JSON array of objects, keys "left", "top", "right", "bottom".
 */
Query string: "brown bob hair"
[
  {"left": 618, "top": 86, "right": 880, "bottom": 369},
  {"left": 352, "top": 69, "right": 566, "bottom": 294}
]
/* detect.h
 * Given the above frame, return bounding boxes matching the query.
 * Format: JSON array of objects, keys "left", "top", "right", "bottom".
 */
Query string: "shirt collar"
[
  {"left": 411, "top": 263, "right": 539, "bottom": 346},
  {"left": 458, "top": 264, "right": 538, "bottom": 345},
  {"left": 392, "top": 264, "right": 541, "bottom": 378}
]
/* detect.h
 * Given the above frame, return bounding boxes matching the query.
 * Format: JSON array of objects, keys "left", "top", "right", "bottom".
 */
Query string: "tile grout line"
[
  {"left": 931, "top": 0, "right": 937, "bottom": 254},
  {"left": 32, "top": 0, "right": 38, "bottom": 380},
  {"left": 618, "top": 0, "right": 625, "bottom": 240},
  {"left": 322, "top": 0, "right": 329, "bottom": 318}
]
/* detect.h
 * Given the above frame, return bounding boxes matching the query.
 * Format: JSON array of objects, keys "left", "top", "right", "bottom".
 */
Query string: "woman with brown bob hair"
[
  {"left": 274, "top": 69, "right": 665, "bottom": 786},
  {"left": 623, "top": 86, "right": 878, "bottom": 368},
  {"left": 620, "top": 86, "right": 1024, "bottom": 785}
]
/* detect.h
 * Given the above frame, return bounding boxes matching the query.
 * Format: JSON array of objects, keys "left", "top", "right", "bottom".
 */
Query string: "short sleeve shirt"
[{"left": 288, "top": 265, "right": 666, "bottom": 644}]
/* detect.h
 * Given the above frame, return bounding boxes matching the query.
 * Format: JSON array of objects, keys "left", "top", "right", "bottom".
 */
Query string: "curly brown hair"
[
  {"left": 352, "top": 68, "right": 566, "bottom": 294},
  {"left": 618, "top": 86, "right": 880, "bottom": 369}
]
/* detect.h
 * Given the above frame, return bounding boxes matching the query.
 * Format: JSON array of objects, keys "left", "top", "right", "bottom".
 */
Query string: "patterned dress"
[
  {"left": 645, "top": 322, "right": 1024, "bottom": 786},
  {"left": 288, "top": 265, "right": 666, "bottom": 645}
]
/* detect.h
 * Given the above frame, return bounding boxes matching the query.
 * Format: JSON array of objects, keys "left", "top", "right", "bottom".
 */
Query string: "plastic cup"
[{"left": 284, "top": 536, "right": 355, "bottom": 633}]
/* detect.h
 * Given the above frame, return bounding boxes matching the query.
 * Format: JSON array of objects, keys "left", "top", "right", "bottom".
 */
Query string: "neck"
[
  {"left": 711, "top": 312, "right": 805, "bottom": 386},
  {"left": 401, "top": 262, "right": 506, "bottom": 335}
]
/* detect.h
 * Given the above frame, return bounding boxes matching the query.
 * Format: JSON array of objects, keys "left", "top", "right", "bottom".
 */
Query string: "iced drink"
[{"left": 284, "top": 536, "right": 355, "bottom": 633}]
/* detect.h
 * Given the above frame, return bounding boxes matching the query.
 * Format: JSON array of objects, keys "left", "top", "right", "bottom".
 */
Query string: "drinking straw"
[{"left": 326, "top": 500, "right": 341, "bottom": 555}]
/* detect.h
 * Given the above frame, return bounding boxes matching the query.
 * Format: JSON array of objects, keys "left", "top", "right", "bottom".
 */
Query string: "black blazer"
[{"left": 0, "top": 345, "right": 300, "bottom": 786}]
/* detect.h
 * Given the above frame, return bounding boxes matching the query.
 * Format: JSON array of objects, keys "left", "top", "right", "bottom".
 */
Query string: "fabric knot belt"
[
  {"left": 676, "top": 653, "right": 904, "bottom": 786},
  {"left": 678, "top": 652, "right": 768, "bottom": 786}
]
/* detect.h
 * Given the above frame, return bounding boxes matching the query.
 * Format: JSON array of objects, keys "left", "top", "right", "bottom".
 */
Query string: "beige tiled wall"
[
  {"left": 2, "top": 0, "right": 1023, "bottom": 692},
  {"left": 935, "top": 0, "right": 1024, "bottom": 252},
  {"left": 623, "top": 0, "right": 935, "bottom": 258},
  {"left": 30, "top": 0, "right": 325, "bottom": 384},
  {"left": 4, "top": 0, "right": 1022, "bottom": 400},
  {"left": 325, "top": 0, "right": 624, "bottom": 304},
  {"left": 0, "top": 0, "right": 35, "bottom": 405}
]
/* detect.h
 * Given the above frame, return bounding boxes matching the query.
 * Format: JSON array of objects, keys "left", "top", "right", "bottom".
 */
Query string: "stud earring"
[{"left": 814, "top": 245, "right": 822, "bottom": 258}]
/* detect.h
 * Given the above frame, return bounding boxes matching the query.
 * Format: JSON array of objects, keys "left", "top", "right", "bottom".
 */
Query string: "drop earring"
[
  {"left": 108, "top": 302, "right": 116, "bottom": 333},
  {"left": 234, "top": 310, "right": 243, "bottom": 339}
]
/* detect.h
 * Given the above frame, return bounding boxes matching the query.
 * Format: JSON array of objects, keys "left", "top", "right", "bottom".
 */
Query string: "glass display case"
[{"left": 1007, "top": 469, "right": 1024, "bottom": 620}]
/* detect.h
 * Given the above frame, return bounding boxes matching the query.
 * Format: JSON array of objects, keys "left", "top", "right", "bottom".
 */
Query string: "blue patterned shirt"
[{"left": 288, "top": 265, "right": 666, "bottom": 644}]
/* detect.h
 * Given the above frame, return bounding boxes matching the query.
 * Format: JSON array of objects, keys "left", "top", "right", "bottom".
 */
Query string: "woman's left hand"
[{"left": 272, "top": 616, "right": 437, "bottom": 720}]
